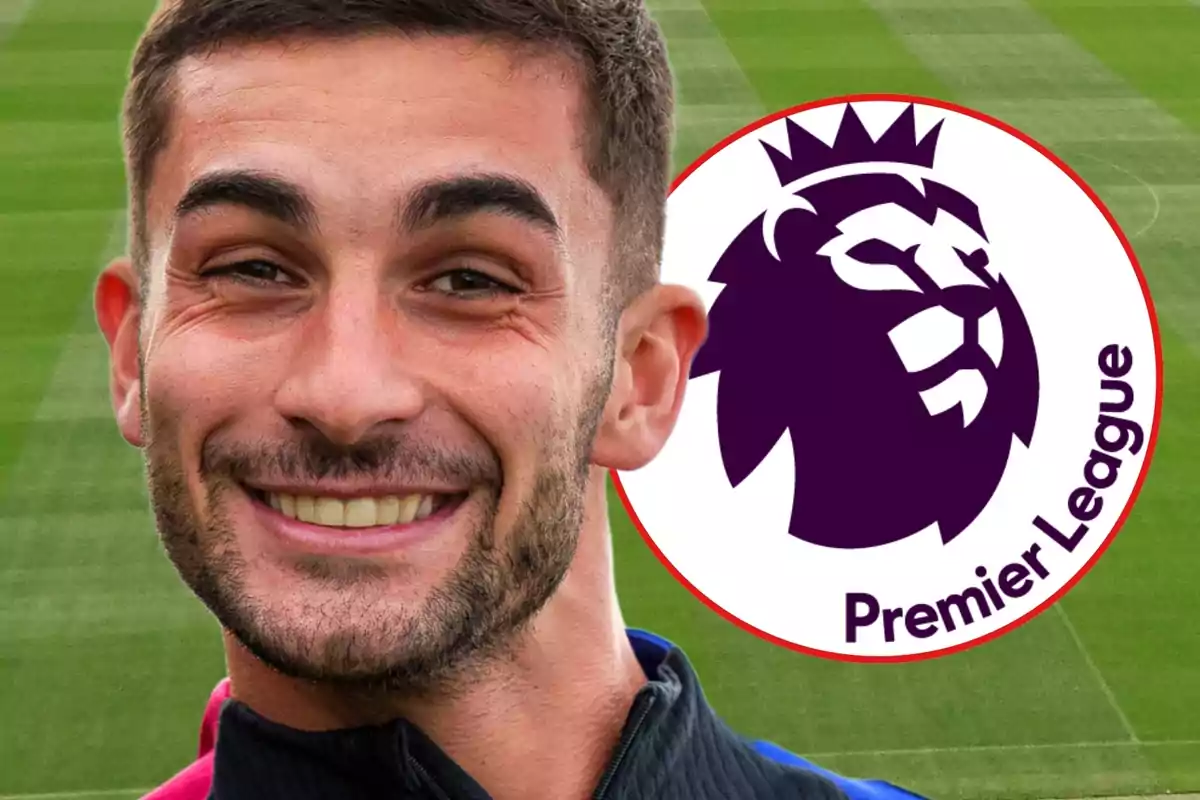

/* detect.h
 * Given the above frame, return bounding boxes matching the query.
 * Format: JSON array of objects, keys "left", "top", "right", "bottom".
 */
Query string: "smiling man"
[{"left": 95, "top": 2, "right": 923, "bottom": 799}]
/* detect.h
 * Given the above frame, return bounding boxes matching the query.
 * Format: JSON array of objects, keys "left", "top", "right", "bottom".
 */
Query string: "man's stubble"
[{"left": 140, "top": 354, "right": 614, "bottom": 697}]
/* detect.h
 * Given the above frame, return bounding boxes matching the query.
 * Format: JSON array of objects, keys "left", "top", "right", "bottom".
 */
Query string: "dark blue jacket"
[{"left": 146, "top": 628, "right": 929, "bottom": 799}]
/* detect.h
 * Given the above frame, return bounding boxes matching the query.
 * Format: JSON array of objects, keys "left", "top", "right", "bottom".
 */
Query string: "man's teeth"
[{"left": 266, "top": 493, "right": 439, "bottom": 528}]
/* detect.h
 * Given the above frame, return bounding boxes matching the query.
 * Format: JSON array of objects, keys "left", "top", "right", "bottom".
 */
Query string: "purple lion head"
[{"left": 690, "top": 104, "right": 1040, "bottom": 549}]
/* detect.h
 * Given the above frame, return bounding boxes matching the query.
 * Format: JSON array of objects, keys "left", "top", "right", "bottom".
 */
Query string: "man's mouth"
[{"left": 244, "top": 488, "right": 465, "bottom": 530}]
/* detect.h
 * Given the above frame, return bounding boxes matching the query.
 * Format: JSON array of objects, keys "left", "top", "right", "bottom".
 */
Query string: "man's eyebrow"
[
  {"left": 174, "top": 170, "right": 318, "bottom": 230},
  {"left": 399, "top": 174, "right": 560, "bottom": 239}
]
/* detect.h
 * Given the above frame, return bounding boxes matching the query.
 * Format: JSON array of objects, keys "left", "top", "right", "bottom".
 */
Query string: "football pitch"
[{"left": 0, "top": 0, "right": 1197, "bottom": 798}]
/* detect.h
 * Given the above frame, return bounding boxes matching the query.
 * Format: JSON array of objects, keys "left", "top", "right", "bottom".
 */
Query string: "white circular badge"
[{"left": 614, "top": 95, "right": 1161, "bottom": 662}]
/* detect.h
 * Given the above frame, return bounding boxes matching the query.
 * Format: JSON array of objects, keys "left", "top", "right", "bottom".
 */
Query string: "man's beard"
[{"left": 142, "top": 372, "right": 611, "bottom": 696}]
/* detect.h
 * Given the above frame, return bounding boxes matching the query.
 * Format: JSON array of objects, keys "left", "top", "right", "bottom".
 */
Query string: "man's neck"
[{"left": 222, "top": 474, "right": 647, "bottom": 800}]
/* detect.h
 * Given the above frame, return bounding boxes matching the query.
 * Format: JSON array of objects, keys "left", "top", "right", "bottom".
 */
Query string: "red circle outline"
[{"left": 608, "top": 92, "right": 1165, "bottom": 664}]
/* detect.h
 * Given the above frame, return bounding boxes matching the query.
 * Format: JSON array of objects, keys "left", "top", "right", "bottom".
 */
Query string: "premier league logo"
[
  {"left": 616, "top": 97, "right": 1161, "bottom": 661},
  {"left": 692, "top": 104, "right": 1040, "bottom": 549}
]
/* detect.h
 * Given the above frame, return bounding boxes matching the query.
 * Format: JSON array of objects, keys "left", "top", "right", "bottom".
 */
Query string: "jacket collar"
[
  {"left": 211, "top": 697, "right": 490, "bottom": 798},
  {"left": 591, "top": 629, "right": 701, "bottom": 799},
  {"left": 207, "top": 630, "right": 717, "bottom": 799}
]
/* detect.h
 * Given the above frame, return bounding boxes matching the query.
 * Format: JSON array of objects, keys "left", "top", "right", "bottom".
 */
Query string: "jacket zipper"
[
  {"left": 406, "top": 752, "right": 453, "bottom": 800},
  {"left": 592, "top": 693, "right": 657, "bottom": 800}
]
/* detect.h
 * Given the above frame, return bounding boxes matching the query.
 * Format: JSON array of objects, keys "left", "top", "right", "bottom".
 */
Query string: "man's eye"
[
  {"left": 427, "top": 269, "right": 518, "bottom": 298},
  {"left": 204, "top": 260, "right": 293, "bottom": 285}
]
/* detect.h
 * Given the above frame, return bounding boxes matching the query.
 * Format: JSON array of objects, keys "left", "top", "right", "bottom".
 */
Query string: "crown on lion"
[{"left": 763, "top": 103, "right": 944, "bottom": 186}]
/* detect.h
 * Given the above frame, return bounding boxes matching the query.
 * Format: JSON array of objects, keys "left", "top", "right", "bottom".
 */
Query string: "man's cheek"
[
  {"left": 469, "top": 381, "right": 562, "bottom": 528},
  {"left": 148, "top": 332, "right": 278, "bottom": 418},
  {"left": 142, "top": 338, "right": 266, "bottom": 507}
]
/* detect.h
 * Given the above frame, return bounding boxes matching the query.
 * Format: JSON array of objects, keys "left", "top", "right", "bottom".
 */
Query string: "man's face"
[{"left": 120, "top": 34, "right": 619, "bottom": 689}]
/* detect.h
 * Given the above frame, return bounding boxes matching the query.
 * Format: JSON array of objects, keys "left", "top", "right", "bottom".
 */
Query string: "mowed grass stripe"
[
  {"left": 0, "top": 0, "right": 141, "bottom": 495},
  {"left": 1028, "top": 0, "right": 1200, "bottom": 133},
  {"left": 648, "top": 0, "right": 765, "bottom": 171},
  {"left": 863, "top": 0, "right": 1200, "bottom": 352},
  {"left": 1027, "top": 0, "right": 1200, "bottom": 761}
]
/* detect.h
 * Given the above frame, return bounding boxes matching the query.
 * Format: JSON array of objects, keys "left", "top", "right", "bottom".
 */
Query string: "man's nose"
[{"left": 273, "top": 290, "right": 425, "bottom": 445}]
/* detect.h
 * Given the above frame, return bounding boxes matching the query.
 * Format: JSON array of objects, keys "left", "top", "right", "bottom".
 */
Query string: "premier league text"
[{"left": 845, "top": 344, "right": 1146, "bottom": 645}]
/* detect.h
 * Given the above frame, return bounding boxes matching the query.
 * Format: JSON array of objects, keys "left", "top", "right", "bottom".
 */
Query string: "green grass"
[{"left": 0, "top": 0, "right": 1197, "bottom": 798}]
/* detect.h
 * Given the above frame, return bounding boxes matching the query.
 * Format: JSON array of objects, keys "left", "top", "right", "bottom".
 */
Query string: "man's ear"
[
  {"left": 95, "top": 257, "right": 144, "bottom": 447},
  {"left": 592, "top": 284, "right": 707, "bottom": 471}
]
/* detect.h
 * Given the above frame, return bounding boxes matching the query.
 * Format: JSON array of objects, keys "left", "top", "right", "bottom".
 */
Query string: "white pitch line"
[
  {"left": 1054, "top": 602, "right": 1141, "bottom": 743},
  {"left": 1070, "top": 151, "right": 1162, "bottom": 240}
]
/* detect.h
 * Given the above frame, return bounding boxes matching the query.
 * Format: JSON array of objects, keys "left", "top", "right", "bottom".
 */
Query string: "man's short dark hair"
[{"left": 123, "top": 0, "right": 675, "bottom": 310}]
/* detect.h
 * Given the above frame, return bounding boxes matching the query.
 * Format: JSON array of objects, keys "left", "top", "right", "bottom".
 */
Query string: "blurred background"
[{"left": 0, "top": 1, "right": 1197, "bottom": 798}]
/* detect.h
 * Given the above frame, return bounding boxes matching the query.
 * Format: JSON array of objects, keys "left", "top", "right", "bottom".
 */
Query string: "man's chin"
[
  {"left": 194, "top": 534, "right": 510, "bottom": 691},
  {"left": 212, "top": 582, "right": 443, "bottom": 688}
]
